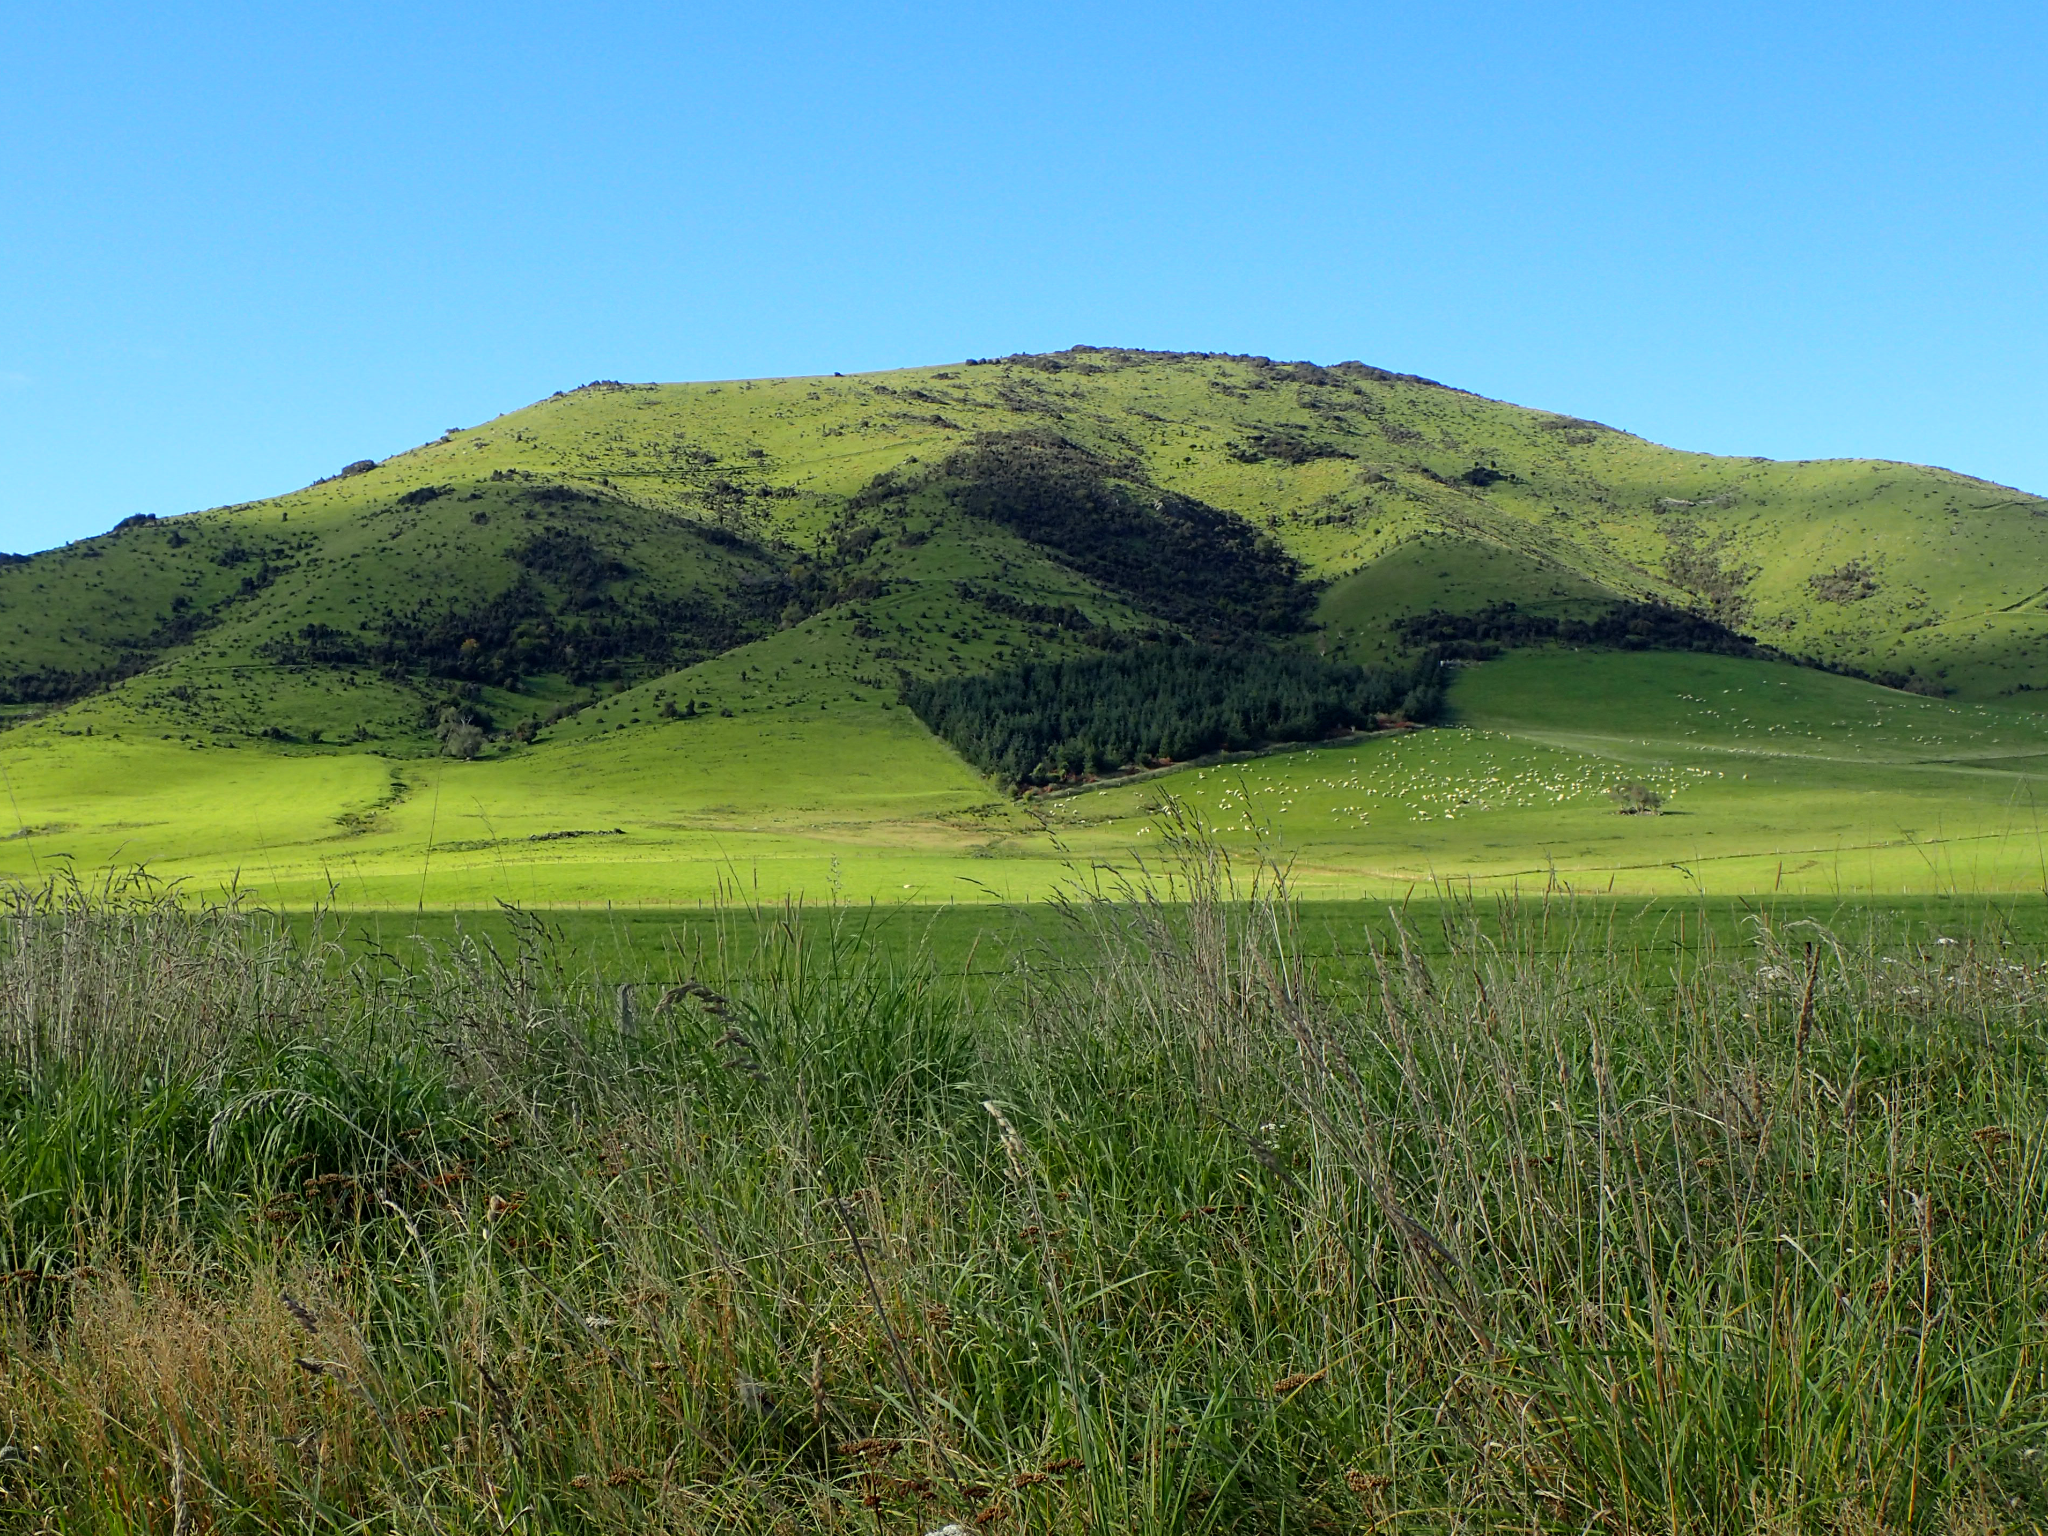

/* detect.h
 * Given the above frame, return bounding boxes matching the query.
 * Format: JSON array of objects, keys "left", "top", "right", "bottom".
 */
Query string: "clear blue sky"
[{"left": 3, "top": 1, "right": 2043, "bottom": 551}]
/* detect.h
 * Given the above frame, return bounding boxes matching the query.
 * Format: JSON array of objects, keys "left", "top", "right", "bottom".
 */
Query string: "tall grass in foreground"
[{"left": 0, "top": 841, "right": 2044, "bottom": 1534}]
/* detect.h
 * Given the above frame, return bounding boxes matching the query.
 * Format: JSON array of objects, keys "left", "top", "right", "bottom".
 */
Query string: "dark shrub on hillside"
[
  {"left": 906, "top": 644, "right": 1439, "bottom": 788},
  {"left": 1228, "top": 431, "right": 1355, "bottom": 465},
  {"left": 1394, "top": 599, "right": 1941, "bottom": 693},
  {"left": 1809, "top": 559, "right": 1880, "bottom": 603},
  {"left": 367, "top": 583, "right": 763, "bottom": 687},
  {"left": 952, "top": 581, "right": 1146, "bottom": 647},
  {"left": 260, "top": 580, "right": 767, "bottom": 688},
  {"left": 0, "top": 659, "right": 152, "bottom": 705},
  {"left": 513, "top": 529, "right": 630, "bottom": 608},
  {"left": 856, "top": 433, "right": 1315, "bottom": 640},
  {"left": 260, "top": 520, "right": 782, "bottom": 688},
  {"left": 1394, "top": 601, "right": 1766, "bottom": 659},
  {"left": 525, "top": 483, "right": 598, "bottom": 507},
  {"left": 0, "top": 595, "right": 235, "bottom": 704},
  {"left": 1662, "top": 523, "right": 1758, "bottom": 627}
]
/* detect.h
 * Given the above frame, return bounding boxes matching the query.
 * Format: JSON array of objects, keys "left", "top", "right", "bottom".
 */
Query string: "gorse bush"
[{"left": 0, "top": 856, "right": 2043, "bottom": 1532}]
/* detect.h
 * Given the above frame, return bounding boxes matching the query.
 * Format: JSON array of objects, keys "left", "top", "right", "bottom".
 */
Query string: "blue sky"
[{"left": 2, "top": 1, "right": 2043, "bottom": 551}]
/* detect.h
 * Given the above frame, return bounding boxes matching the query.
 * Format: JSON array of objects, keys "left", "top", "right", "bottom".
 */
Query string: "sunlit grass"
[{"left": 0, "top": 842, "right": 2043, "bottom": 1531}]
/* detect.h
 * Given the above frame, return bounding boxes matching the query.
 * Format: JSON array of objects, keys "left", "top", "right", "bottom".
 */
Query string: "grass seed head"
[
  {"left": 981, "top": 1100, "right": 1030, "bottom": 1182},
  {"left": 279, "top": 1291, "right": 319, "bottom": 1336}
]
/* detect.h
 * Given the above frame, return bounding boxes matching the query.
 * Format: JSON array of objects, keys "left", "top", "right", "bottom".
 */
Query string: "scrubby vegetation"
[
  {"left": 904, "top": 645, "right": 1438, "bottom": 786},
  {"left": 1, "top": 852, "right": 2044, "bottom": 1533},
  {"left": 1393, "top": 600, "right": 1767, "bottom": 661},
  {"left": 1810, "top": 559, "right": 1883, "bottom": 604},
  {"left": 0, "top": 657, "right": 155, "bottom": 705},
  {"left": 859, "top": 432, "right": 1316, "bottom": 640},
  {"left": 1393, "top": 602, "right": 1952, "bottom": 696},
  {"left": 256, "top": 523, "right": 783, "bottom": 690}
]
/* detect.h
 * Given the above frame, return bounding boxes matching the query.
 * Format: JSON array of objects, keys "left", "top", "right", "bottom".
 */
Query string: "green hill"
[{"left": 6, "top": 347, "right": 2048, "bottom": 904}]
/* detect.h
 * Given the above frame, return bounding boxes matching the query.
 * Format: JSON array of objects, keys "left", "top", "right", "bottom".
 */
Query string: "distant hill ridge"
[{"left": 5, "top": 346, "right": 2046, "bottom": 760}]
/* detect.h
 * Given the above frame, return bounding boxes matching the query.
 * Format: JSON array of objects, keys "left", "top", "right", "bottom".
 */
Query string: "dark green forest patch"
[{"left": 905, "top": 643, "right": 1440, "bottom": 787}]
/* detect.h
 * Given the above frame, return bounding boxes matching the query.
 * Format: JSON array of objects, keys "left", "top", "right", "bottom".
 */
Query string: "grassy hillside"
[
  {"left": 12, "top": 350, "right": 2048, "bottom": 721},
  {"left": 6, "top": 347, "right": 2048, "bottom": 903}
]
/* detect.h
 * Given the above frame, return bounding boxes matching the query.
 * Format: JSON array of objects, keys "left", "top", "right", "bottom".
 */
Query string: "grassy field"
[
  {"left": 1, "top": 854, "right": 2043, "bottom": 1533},
  {"left": 329, "top": 893, "right": 2048, "bottom": 1026},
  {"left": 8, "top": 646, "right": 2048, "bottom": 906}
]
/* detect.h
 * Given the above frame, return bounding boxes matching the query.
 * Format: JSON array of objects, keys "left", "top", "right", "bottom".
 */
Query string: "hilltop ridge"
[{"left": 7, "top": 346, "right": 2045, "bottom": 761}]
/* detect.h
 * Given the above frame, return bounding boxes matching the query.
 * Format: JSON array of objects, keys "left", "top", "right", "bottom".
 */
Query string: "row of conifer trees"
[{"left": 904, "top": 644, "right": 1441, "bottom": 787}]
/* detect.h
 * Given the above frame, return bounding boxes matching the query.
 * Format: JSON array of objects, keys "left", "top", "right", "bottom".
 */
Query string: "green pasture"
[
  {"left": 333, "top": 892, "right": 2048, "bottom": 1013},
  {"left": 9, "top": 645, "right": 2048, "bottom": 906}
]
